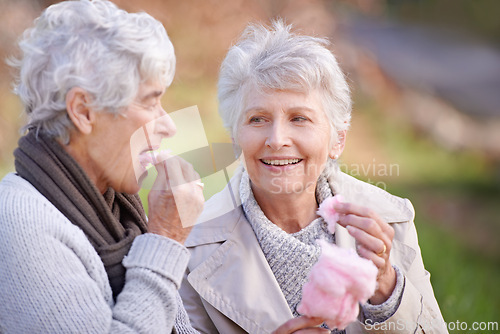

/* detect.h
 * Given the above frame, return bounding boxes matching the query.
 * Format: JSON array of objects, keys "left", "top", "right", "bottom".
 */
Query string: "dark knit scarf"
[{"left": 14, "top": 130, "right": 148, "bottom": 300}]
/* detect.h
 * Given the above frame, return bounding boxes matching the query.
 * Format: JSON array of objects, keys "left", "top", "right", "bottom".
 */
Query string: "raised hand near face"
[{"left": 147, "top": 151, "right": 204, "bottom": 244}]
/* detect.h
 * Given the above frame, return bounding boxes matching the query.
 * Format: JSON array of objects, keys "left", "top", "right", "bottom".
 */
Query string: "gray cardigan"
[{"left": 0, "top": 173, "right": 193, "bottom": 333}]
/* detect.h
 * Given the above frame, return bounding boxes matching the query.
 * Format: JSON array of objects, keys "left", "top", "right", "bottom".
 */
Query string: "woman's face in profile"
[
  {"left": 237, "top": 88, "right": 333, "bottom": 199},
  {"left": 89, "top": 80, "right": 176, "bottom": 194}
]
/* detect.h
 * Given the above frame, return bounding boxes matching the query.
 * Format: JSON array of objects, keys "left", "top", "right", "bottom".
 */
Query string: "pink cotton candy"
[
  {"left": 297, "top": 240, "right": 378, "bottom": 330},
  {"left": 317, "top": 194, "right": 344, "bottom": 234}
]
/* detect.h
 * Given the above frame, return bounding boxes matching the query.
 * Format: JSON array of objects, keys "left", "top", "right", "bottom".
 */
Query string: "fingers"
[
  {"left": 334, "top": 202, "right": 393, "bottom": 234},
  {"left": 334, "top": 202, "right": 394, "bottom": 244},
  {"left": 333, "top": 201, "right": 377, "bottom": 219},
  {"left": 355, "top": 243, "right": 385, "bottom": 269},
  {"left": 332, "top": 202, "right": 395, "bottom": 270},
  {"left": 273, "top": 317, "right": 329, "bottom": 334},
  {"left": 341, "top": 213, "right": 384, "bottom": 238},
  {"left": 346, "top": 226, "right": 386, "bottom": 264},
  {"left": 292, "top": 329, "right": 330, "bottom": 334},
  {"left": 152, "top": 154, "right": 201, "bottom": 190},
  {"left": 345, "top": 224, "right": 384, "bottom": 251},
  {"left": 147, "top": 154, "right": 204, "bottom": 242}
]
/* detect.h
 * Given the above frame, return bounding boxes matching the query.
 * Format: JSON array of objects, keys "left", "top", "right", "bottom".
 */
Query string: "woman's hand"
[
  {"left": 273, "top": 316, "right": 329, "bottom": 334},
  {"left": 147, "top": 153, "right": 204, "bottom": 244},
  {"left": 333, "top": 202, "right": 396, "bottom": 304}
]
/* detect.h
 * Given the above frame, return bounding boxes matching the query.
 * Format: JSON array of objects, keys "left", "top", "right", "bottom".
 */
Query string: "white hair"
[
  {"left": 9, "top": 0, "right": 176, "bottom": 144},
  {"left": 218, "top": 20, "right": 351, "bottom": 146}
]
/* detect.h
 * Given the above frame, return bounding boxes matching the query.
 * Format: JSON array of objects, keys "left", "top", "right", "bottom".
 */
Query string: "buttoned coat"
[{"left": 179, "top": 167, "right": 448, "bottom": 334}]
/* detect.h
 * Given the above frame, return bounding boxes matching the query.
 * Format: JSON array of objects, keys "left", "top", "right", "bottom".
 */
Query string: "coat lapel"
[
  {"left": 187, "top": 213, "right": 293, "bottom": 333},
  {"left": 328, "top": 171, "right": 414, "bottom": 224}
]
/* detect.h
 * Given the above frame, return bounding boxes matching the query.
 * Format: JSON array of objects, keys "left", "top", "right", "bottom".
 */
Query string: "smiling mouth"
[{"left": 261, "top": 159, "right": 302, "bottom": 166}]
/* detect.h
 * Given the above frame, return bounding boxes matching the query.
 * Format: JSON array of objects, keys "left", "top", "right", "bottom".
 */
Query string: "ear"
[
  {"left": 329, "top": 130, "right": 347, "bottom": 159},
  {"left": 66, "top": 87, "right": 96, "bottom": 135}
]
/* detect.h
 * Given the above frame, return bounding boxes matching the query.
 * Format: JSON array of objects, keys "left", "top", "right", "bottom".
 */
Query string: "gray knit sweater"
[
  {"left": 0, "top": 173, "right": 197, "bottom": 333},
  {"left": 240, "top": 171, "right": 404, "bottom": 332}
]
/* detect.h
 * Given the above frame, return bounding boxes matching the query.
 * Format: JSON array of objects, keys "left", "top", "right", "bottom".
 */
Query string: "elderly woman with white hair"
[
  {"left": 0, "top": 1, "right": 204, "bottom": 332},
  {"left": 179, "top": 21, "right": 448, "bottom": 333}
]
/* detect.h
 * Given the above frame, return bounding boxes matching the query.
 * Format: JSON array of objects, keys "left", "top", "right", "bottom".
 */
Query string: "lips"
[
  {"left": 261, "top": 158, "right": 302, "bottom": 166},
  {"left": 138, "top": 150, "right": 159, "bottom": 169},
  {"left": 138, "top": 147, "right": 172, "bottom": 170}
]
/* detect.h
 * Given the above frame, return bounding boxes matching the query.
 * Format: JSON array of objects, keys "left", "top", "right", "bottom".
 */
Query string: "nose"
[
  {"left": 154, "top": 109, "right": 177, "bottom": 139},
  {"left": 265, "top": 121, "right": 291, "bottom": 150}
]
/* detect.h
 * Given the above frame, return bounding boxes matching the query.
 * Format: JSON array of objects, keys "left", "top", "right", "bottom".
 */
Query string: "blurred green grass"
[{"left": 416, "top": 207, "right": 500, "bottom": 326}]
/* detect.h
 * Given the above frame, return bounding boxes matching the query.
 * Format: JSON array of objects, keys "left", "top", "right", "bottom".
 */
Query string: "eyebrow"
[
  {"left": 244, "top": 106, "right": 316, "bottom": 114},
  {"left": 140, "top": 90, "right": 164, "bottom": 101},
  {"left": 288, "top": 107, "right": 316, "bottom": 113}
]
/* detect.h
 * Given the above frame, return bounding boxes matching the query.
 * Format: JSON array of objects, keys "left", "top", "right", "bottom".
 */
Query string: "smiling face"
[
  {"left": 237, "top": 88, "right": 336, "bottom": 200},
  {"left": 82, "top": 80, "right": 176, "bottom": 194}
]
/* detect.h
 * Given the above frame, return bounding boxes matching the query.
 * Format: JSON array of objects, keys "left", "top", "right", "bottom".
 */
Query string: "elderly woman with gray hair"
[
  {"left": 179, "top": 21, "right": 448, "bottom": 333},
  {"left": 0, "top": 1, "right": 204, "bottom": 332}
]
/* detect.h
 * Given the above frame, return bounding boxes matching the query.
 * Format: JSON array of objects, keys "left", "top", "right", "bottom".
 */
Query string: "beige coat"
[{"left": 180, "top": 167, "right": 448, "bottom": 333}]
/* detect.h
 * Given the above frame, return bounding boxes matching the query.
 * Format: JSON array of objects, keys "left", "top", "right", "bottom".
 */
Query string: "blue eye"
[
  {"left": 292, "top": 116, "right": 307, "bottom": 122},
  {"left": 250, "top": 116, "right": 264, "bottom": 123}
]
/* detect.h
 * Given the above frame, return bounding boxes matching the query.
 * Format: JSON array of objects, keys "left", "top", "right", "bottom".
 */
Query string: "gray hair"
[
  {"left": 9, "top": 0, "right": 175, "bottom": 144},
  {"left": 217, "top": 20, "right": 351, "bottom": 146}
]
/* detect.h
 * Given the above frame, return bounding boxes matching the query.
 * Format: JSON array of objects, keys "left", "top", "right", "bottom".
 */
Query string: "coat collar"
[
  {"left": 187, "top": 165, "right": 414, "bottom": 247},
  {"left": 327, "top": 171, "right": 414, "bottom": 223}
]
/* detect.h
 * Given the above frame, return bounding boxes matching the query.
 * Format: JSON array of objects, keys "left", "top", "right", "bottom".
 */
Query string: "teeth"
[{"left": 262, "top": 159, "right": 300, "bottom": 166}]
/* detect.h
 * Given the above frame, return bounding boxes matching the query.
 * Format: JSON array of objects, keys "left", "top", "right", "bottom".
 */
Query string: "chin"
[
  {"left": 118, "top": 169, "right": 145, "bottom": 194},
  {"left": 115, "top": 179, "right": 141, "bottom": 195}
]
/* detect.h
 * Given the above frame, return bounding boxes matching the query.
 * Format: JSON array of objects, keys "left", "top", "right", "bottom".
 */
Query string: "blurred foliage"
[
  {"left": 353, "top": 94, "right": 493, "bottom": 186},
  {"left": 385, "top": 0, "right": 500, "bottom": 44}
]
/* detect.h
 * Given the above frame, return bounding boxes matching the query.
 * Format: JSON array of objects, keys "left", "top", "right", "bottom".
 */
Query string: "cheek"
[
  {"left": 236, "top": 128, "right": 258, "bottom": 154},
  {"left": 304, "top": 134, "right": 331, "bottom": 169}
]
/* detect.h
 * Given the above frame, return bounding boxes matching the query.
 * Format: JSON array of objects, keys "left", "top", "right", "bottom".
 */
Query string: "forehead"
[{"left": 243, "top": 87, "right": 323, "bottom": 112}]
